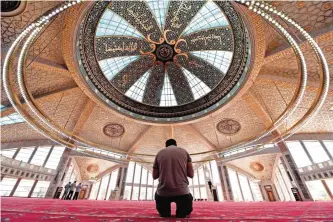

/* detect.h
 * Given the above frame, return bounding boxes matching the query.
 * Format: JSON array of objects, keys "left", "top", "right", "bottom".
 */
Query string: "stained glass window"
[
  {"left": 191, "top": 50, "right": 233, "bottom": 74},
  {"left": 96, "top": 9, "right": 143, "bottom": 38},
  {"left": 182, "top": 1, "right": 229, "bottom": 35},
  {"left": 99, "top": 56, "right": 139, "bottom": 80},
  {"left": 125, "top": 71, "right": 150, "bottom": 102},
  {"left": 160, "top": 74, "right": 177, "bottom": 106},
  {"left": 182, "top": 67, "right": 210, "bottom": 100}
]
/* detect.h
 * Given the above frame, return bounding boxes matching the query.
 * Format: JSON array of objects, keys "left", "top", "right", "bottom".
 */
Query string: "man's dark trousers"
[
  {"left": 155, "top": 193, "right": 193, "bottom": 218},
  {"left": 66, "top": 191, "right": 74, "bottom": 200}
]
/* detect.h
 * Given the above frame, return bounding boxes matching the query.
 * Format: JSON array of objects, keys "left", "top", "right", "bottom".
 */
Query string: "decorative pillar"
[
  {"left": 44, "top": 147, "right": 71, "bottom": 198},
  {"left": 28, "top": 180, "right": 38, "bottom": 198},
  {"left": 278, "top": 141, "right": 312, "bottom": 201}
]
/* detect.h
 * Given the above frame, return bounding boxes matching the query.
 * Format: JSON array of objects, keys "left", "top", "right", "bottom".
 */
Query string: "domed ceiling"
[
  {"left": 1, "top": 0, "right": 332, "bottom": 167},
  {"left": 78, "top": 1, "right": 250, "bottom": 122}
]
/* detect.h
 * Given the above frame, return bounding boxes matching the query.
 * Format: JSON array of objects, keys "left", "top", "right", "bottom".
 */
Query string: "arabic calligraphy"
[
  {"left": 190, "top": 34, "right": 222, "bottom": 46},
  {"left": 127, "top": 5, "right": 153, "bottom": 31},
  {"left": 170, "top": 1, "right": 191, "bottom": 29},
  {"left": 104, "top": 42, "right": 138, "bottom": 53}
]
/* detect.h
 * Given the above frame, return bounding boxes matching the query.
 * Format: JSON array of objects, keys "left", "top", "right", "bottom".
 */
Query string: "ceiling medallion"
[
  {"left": 250, "top": 162, "right": 265, "bottom": 172},
  {"left": 217, "top": 118, "right": 241, "bottom": 135},
  {"left": 141, "top": 30, "right": 188, "bottom": 65},
  {"left": 86, "top": 164, "right": 99, "bottom": 173},
  {"left": 79, "top": 1, "right": 250, "bottom": 122},
  {"left": 103, "top": 123, "right": 125, "bottom": 138}
]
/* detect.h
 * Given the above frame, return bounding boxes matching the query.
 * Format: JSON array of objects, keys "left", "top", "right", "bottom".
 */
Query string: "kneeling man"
[{"left": 153, "top": 139, "right": 194, "bottom": 218}]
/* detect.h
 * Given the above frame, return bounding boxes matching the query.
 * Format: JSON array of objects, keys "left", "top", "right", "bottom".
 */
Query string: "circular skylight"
[{"left": 79, "top": 1, "right": 249, "bottom": 122}]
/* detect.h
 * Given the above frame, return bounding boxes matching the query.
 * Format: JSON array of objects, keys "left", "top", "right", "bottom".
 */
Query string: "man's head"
[
  {"left": 69, "top": 182, "right": 71, "bottom": 184},
  {"left": 74, "top": 181, "right": 77, "bottom": 183},
  {"left": 166, "top": 139, "right": 177, "bottom": 147}
]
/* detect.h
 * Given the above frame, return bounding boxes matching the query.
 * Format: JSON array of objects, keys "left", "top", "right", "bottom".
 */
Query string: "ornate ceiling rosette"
[
  {"left": 103, "top": 123, "right": 125, "bottom": 138},
  {"left": 217, "top": 118, "right": 241, "bottom": 135},
  {"left": 86, "top": 164, "right": 100, "bottom": 174},
  {"left": 250, "top": 162, "right": 265, "bottom": 172},
  {"left": 78, "top": 0, "right": 250, "bottom": 123}
]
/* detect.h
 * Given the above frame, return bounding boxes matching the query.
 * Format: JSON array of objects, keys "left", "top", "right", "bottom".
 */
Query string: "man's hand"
[
  {"left": 153, "top": 168, "right": 159, "bottom": 180},
  {"left": 187, "top": 162, "right": 194, "bottom": 178}
]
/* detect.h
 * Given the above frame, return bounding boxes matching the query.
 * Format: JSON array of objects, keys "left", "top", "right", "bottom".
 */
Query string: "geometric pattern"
[
  {"left": 79, "top": 0, "right": 248, "bottom": 120},
  {"left": 182, "top": 1, "right": 229, "bottom": 36}
]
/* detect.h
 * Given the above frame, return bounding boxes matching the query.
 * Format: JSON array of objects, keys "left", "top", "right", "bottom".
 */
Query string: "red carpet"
[{"left": 1, "top": 198, "right": 333, "bottom": 221}]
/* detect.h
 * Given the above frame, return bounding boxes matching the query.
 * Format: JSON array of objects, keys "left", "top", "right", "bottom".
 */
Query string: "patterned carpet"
[{"left": 1, "top": 197, "right": 333, "bottom": 221}]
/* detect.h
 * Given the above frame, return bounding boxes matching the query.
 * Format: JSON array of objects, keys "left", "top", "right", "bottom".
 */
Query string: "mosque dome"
[{"left": 76, "top": 1, "right": 250, "bottom": 123}]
